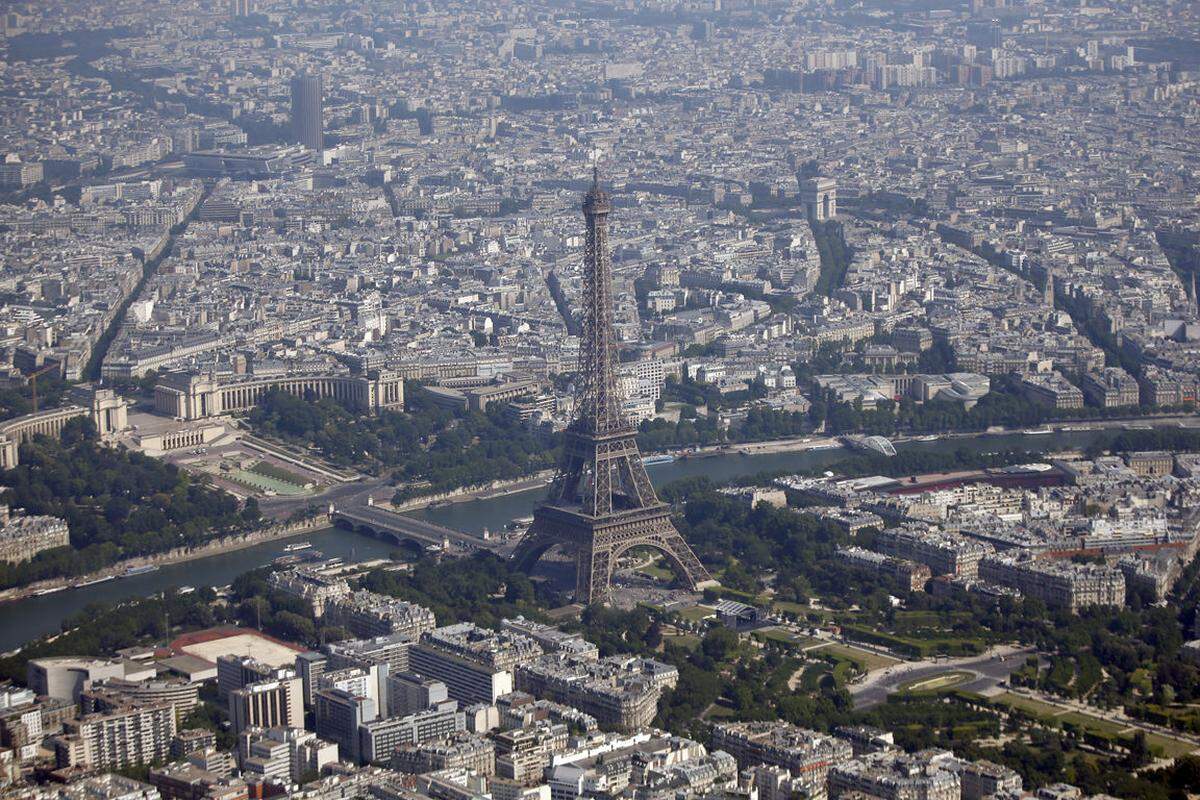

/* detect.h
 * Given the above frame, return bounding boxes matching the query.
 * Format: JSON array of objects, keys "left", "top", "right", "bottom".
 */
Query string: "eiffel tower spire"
[
  {"left": 576, "top": 166, "right": 624, "bottom": 438},
  {"left": 513, "top": 171, "right": 715, "bottom": 604}
]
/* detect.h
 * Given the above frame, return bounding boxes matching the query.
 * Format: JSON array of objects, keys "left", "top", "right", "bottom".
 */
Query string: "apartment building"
[
  {"left": 711, "top": 722, "right": 853, "bottom": 798},
  {"left": 323, "top": 591, "right": 437, "bottom": 640},
  {"left": 515, "top": 656, "right": 677, "bottom": 732},
  {"left": 978, "top": 553, "right": 1125, "bottom": 611},
  {"left": 875, "top": 526, "right": 991, "bottom": 578},
  {"left": 54, "top": 700, "right": 177, "bottom": 770}
]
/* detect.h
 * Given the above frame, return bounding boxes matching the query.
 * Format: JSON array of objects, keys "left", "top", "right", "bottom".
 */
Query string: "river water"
[{"left": 0, "top": 429, "right": 1115, "bottom": 652}]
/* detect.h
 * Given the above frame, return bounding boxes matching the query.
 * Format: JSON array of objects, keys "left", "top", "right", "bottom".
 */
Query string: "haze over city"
[{"left": 0, "top": 2, "right": 1199, "bottom": 800}]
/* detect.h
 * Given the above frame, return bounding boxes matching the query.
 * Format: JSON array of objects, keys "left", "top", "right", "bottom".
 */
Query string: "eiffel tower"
[{"left": 512, "top": 170, "right": 715, "bottom": 604}]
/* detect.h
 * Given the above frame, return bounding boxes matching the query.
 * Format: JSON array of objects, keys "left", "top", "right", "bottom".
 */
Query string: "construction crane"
[{"left": 27, "top": 363, "right": 59, "bottom": 413}]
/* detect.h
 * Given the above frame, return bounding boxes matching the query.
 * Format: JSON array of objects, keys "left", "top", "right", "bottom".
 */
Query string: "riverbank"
[
  {"left": 358, "top": 414, "right": 1200, "bottom": 522},
  {"left": 0, "top": 516, "right": 329, "bottom": 606},
  {"left": 0, "top": 424, "right": 1177, "bottom": 652},
  {"left": 264, "top": 413, "right": 1200, "bottom": 522},
  {"left": 389, "top": 469, "right": 558, "bottom": 512},
  {"left": 17, "top": 415, "right": 1197, "bottom": 605},
  {"left": 694, "top": 414, "right": 1200, "bottom": 458},
  {"left": 4, "top": 464, "right": 556, "bottom": 606},
  {"left": 0, "top": 525, "right": 400, "bottom": 654}
]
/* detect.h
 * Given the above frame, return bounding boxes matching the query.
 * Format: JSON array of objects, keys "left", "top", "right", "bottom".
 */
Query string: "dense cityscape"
[{"left": 2, "top": 1, "right": 1200, "bottom": 799}]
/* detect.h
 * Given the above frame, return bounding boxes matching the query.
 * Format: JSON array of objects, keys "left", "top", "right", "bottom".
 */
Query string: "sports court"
[{"left": 170, "top": 627, "right": 302, "bottom": 667}]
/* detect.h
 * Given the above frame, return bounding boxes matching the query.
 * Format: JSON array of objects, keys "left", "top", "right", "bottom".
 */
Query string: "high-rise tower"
[
  {"left": 512, "top": 171, "right": 715, "bottom": 604},
  {"left": 290, "top": 73, "right": 324, "bottom": 152}
]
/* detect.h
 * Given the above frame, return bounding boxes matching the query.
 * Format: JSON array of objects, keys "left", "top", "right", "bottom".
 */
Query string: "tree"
[
  {"left": 701, "top": 627, "right": 740, "bottom": 662},
  {"left": 1126, "top": 730, "right": 1151, "bottom": 769},
  {"left": 643, "top": 621, "right": 664, "bottom": 650},
  {"left": 0, "top": 427, "right": 255, "bottom": 590},
  {"left": 241, "top": 497, "right": 261, "bottom": 523},
  {"left": 273, "top": 611, "right": 316, "bottom": 645}
]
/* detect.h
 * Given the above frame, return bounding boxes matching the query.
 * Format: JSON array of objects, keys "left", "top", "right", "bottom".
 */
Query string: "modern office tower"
[
  {"left": 387, "top": 672, "right": 449, "bottom": 717},
  {"left": 185, "top": 746, "right": 235, "bottom": 777},
  {"left": 238, "top": 727, "right": 338, "bottom": 786},
  {"left": 228, "top": 676, "right": 304, "bottom": 735},
  {"left": 317, "top": 665, "right": 388, "bottom": 724},
  {"left": 0, "top": 161, "right": 42, "bottom": 189},
  {"left": 290, "top": 73, "right": 324, "bottom": 152},
  {"left": 53, "top": 700, "right": 177, "bottom": 770},
  {"left": 512, "top": 172, "right": 714, "bottom": 603},
  {"left": 296, "top": 651, "right": 328, "bottom": 708},
  {"left": 217, "top": 655, "right": 276, "bottom": 702},
  {"left": 230, "top": 0, "right": 256, "bottom": 16},
  {"left": 326, "top": 631, "right": 415, "bottom": 674},
  {"left": 314, "top": 688, "right": 374, "bottom": 765},
  {"left": 965, "top": 20, "right": 1003, "bottom": 49},
  {"left": 801, "top": 177, "right": 838, "bottom": 221},
  {"left": 359, "top": 703, "right": 465, "bottom": 764},
  {"left": 409, "top": 623, "right": 540, "bottom": 705},
  {"left": 2, "top": 695, "right": 74, "bottom": 764},
  {"left": 238, "top": 732, "right": 290, "bottom": 787},
  {"left": 170, "top": 728, "right": 217, "bottom": 759},
  {"left": 407, "top": 646, "right": 512, "bottom": 707}
]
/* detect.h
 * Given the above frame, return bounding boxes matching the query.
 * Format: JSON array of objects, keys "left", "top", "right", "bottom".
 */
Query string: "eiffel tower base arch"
[{"left": 513, "top": 503, "right": 717, "bottom": 605}]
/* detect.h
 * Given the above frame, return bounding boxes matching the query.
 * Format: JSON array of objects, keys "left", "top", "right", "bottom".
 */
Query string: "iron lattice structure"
[{"left": 512, "top": 172, "right": 714, "bottom": 604}]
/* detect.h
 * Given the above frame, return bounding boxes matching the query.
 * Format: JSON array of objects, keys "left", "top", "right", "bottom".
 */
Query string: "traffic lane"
[
  {"left": 257, "top": 475, "right": 386, "bottom": 516},
  {"left": 851, "top": 650, "right": 1029, "bottom": 709}
]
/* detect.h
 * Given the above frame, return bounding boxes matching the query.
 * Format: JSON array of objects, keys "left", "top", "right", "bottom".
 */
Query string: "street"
[{"left": 850, "top": 644, "right": 1034, "bottom": 709}]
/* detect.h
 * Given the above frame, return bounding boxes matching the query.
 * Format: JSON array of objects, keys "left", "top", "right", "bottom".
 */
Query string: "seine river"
[{"left": 0, "top": 429, "right": 1118, "bottom": 653}]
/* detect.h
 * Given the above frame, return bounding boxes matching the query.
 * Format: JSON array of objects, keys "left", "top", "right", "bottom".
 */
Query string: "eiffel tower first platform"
[{"left": 512, "top": 171, "right": 716, "bottom": 604}]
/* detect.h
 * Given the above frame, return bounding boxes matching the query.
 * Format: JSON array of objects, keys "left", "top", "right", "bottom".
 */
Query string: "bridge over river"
[{"left": 330, "top": 502, "right": 493, "bottom": 553}]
